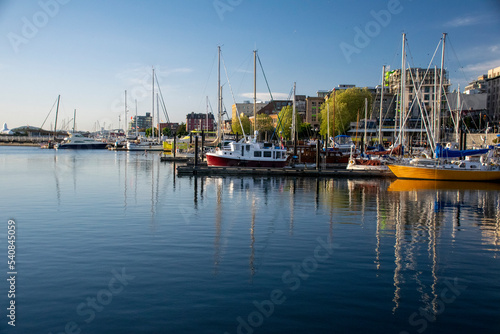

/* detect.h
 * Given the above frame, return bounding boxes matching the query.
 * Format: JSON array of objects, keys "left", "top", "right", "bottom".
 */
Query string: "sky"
[{"left": 0, "top": 0, "right": 499, "bottom": 131}]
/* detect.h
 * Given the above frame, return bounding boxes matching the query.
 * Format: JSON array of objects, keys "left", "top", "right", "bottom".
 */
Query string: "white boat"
[
  {"left": 206, "top": 139, "right": 288, "bottom": 167},
  {"left": 55, "top": 133, "right": 108, "bottom": 149},
  {"left": 126, "top": 140, "right": 163, "bottom": 151}
]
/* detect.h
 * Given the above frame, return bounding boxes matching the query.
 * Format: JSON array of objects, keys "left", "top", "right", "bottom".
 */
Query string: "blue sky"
[{"left": 1, "top": 0, "right": 499, "bottom": 131}]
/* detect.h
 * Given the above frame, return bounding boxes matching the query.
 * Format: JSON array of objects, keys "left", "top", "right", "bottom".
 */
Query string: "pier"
[{"left": 176, "top": 165, "right": 395, "bottom": 178}]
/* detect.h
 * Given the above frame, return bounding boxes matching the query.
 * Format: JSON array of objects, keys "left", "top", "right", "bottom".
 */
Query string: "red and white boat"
[{"left": 206, "top": 139, "right": 288, "bottom": 167}]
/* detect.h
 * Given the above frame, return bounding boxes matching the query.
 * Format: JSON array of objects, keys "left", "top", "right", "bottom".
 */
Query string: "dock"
[{"left": 176, "top": 165, "right": 395, "bottom": 178}]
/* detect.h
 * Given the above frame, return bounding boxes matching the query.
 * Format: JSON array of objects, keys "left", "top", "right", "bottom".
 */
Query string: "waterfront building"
[
  {"left": 487, "top": 66, "right": 500, "bottom": 121},
  {"left": 386, "top": 67, "right": 450, "bottom": 119},
  {"left": 305, "top": 95, "right": 324, "bottom": 131},
  {"left": 186, "top": 112, "right": 215, "bottom": 132},
  {"left": 129, "top": 112, "right": 152, "bottom": 132}
]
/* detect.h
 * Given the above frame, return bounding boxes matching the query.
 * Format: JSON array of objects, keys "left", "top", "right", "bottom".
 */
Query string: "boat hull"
[
  {"left": 206, "top": 153, "right": 287, "bottom": 168},
  {"left": 388, "top": 164, "right": 500, "bottom": 181},
  {"left": 56, "top": 143, "right": 108, "bottom": 149}
]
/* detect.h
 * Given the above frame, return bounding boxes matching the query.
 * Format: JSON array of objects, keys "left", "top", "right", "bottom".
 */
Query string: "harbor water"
[{"left": 0, "top": 146, "right": 499, "bottom": 333}]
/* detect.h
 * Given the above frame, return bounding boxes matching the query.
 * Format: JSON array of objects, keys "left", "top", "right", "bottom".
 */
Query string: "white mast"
[
  {"left": 379, "top": 65, "right": 385, "bottom": 145},
  {"left": 217, "top": 46, "right": 221, "bottom": 141},
  {"left": 253, "top": 50, "right": 257, "bottom": 140},
  {"left": 326, "top": 92, "right": 330, "bottom": 149},
  {"left": 72, "top": 109, "right": 76, "bottom": 133},
  {"left": 152, "top": 67, "right": 155, "bottom": 141},
  {"left": 364, "top": 98, "right": 368, "bottom": 147},
  {"left": 455, "top": 84, "right": 460, "bottom": 143},
  {"left": 399, "top": 33, "right": 406, "bottom": 148},
  {"left": 292, "top": 82, "right": 296, "bottom": 145},
  {"left": 437, "top": 33, "right": 446, "bottom": 145},
  {"left": 206, "top": 96, "right": 209, "bottom": 132},
  {"left": 124, "top": 90, "right": 128, "bottom": 136},
  {"left": 135, "top": 99, "right": 138, "bottom": 137},
  {"left": 157, "top": 93, "right": 160, "bottom": 142}
]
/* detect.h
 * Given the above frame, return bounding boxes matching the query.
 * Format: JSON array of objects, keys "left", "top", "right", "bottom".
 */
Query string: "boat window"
[
  {"left": 254, "top": 151, "right": 262, "bottom": 157},
  {"left": 246, "top": 145, "right": 250, "bottom": 151},
  {"left": 276, "top": 152, "right": 281, "bottom": 159},
  {"left": 241, "top": 146, "right": 244, "bottom": 157},
  {"left": 263, "top": 151, "right": 272, "bottom": 158}
]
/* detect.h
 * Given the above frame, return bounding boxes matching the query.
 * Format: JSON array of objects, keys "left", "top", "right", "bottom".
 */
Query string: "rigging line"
[
  {"left": 257, "top": 53, "right": 284, "bottom": 141},
  {"left": 40, "top": 96, "right": 59, "bottom": 130},
  {"left": 154, "top": 72, "right": 170, "bottom": 124},
  {"left": 197, "top": 49, "right": 218, "bottom": 113},
  {"left": 235, "top": 52, "right": 253, "bottom": 97},
  {"left": 447, "top": 36, "right": 469, "bottom": 83},
  {"left": 221, "top": 52, "right": 247, "bottom": 139}
]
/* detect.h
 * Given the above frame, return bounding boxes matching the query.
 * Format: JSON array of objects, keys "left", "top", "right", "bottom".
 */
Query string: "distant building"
[
  {"left": 386, "top": 67, "right": 450, "bottom": 118},
  {"left": 231, "top": 101, "right": 267, "bottom": 120},
  {"left": 186, "top": 112, "right": 215, "bottom": 132},
  {"left": 487, "top": 66, "right": 500, "bottom": 121},
  {"left": 305, "top": 93, "right": 325, "bottom": 130},
  {"left": 129, "top": 112, "right": 152, "bottom": 132},
  {"left": 465, "top": 74, "right": 488, "bottom": 95},
  {"left": 159, "top": 122, "right": 179, "bottom": 134}
]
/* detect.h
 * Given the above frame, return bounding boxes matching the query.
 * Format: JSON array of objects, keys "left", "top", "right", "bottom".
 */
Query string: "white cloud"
[
  {"left": 462, "top": 59, "right": 500, "bottom": 74},
  {"left": 444, "top": 15, "right": 483, "bottom": 28},
  {"left": 240, "top": 92, "right": 290, "bottom": 101}
]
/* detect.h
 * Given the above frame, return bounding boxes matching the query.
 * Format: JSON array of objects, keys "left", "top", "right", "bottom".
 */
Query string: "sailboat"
[
  {"left": 126, "top": 67, "right": 164, "bottom": 151},
  {"left": 387, "top": 33, "right": 500, "bottom": 181},
  {"left": 56, "top": 110, "right": 108, "bottom": 149},
  {"left": 206, "top": 49, "right": 288, "bottom": 167}
]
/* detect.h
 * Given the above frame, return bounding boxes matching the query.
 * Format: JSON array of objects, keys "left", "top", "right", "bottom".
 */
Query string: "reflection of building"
[
  {"left": 129, "top": 112, "right": 152, "bottom": 131},
  {"left": 186, "top": 112, "right": 215, "bottom": 132}
]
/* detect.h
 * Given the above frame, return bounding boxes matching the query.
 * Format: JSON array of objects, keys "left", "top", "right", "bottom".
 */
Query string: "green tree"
[
  {"left": 145, "top": 127, "right": 159, "bottom": 137},
  {"left": 176, "top": 123, "right": 187, "bottom": 137},
  {"left": 162, "top": 127, "right": 171, "bottom": 137},
  {"left": 232, "top": 114, "right": 251, "bottom": 135},
  {"left": 276, "top": 106, "right": 302, "bottom": 140},
  {"left": 320, "top": 87, "right": 372, "bottom": 138},
  {"left": 298, "top": 122, "right": 312, "bottom": 139}
]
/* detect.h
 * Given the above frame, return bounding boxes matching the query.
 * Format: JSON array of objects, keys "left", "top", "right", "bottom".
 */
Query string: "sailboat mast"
[
  {"left": 379, "top": 65, "right": 385, "bottom": 145},
  {"left": 217, "top": 46, "right": 221, "bottom": 141},
  {"left": 253, "top": 50, "right": 257, "bottom": 138},
  {"left": 152, "top": 67, "right": 155, "bottom": 141},
  {"left": 292, "top": 82, "right": 296, "bottom": 146},
  {"left": 73, "top": 109, "right": 76, "bottom": 133},
  {"left": 54, "top": 95, "right": 60, "bottom": 140},
  {"left": 455, "top": 84, "right": 460, "bottom": 143},
  {"left": 364, "top": 98, "right": 368, "bottom": 148},
  {"left": 135, "top": 99, "right": 138, "bottom": 137},
  {"left": 206, "top": 96, "right": 209, "bottom": 131},
  {"left": 437, "top": 33, "right": 446, "bottom": 145},
  {"left": 124, "top": 90, "right": 128, "bottom": 136},
  {"left": 399, "top": 33, "right": 406, "bottom": 148},
  {"left": 157, "top": 93, "right": 160, "bottom": 142}
]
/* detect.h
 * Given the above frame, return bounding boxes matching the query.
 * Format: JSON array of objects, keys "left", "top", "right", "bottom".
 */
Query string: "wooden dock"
[{"left": 176, "top": 165, "right": 395, "bottom": 178}]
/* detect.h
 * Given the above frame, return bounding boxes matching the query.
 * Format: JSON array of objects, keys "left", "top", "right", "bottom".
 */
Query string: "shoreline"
[{"left": 0, "top": 142, "right": 41, "bottom": 147}]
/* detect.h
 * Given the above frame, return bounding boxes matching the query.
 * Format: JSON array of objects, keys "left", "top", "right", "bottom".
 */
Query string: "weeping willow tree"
[{"left": 320, "top": 87, "right": 372, "bottom": 138}]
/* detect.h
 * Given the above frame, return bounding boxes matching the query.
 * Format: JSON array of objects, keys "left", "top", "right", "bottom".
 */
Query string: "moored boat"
[
  {"left": 206, "top": 140, "right": 287, "bottom": 167},
  {"left": 55, "top": 133, "right": 108, "bottom": 149}
]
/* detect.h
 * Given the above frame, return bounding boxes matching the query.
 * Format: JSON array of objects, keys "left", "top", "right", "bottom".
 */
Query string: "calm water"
[{"left": 0, "top": 146, "right": 499, "bottom": 334}]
